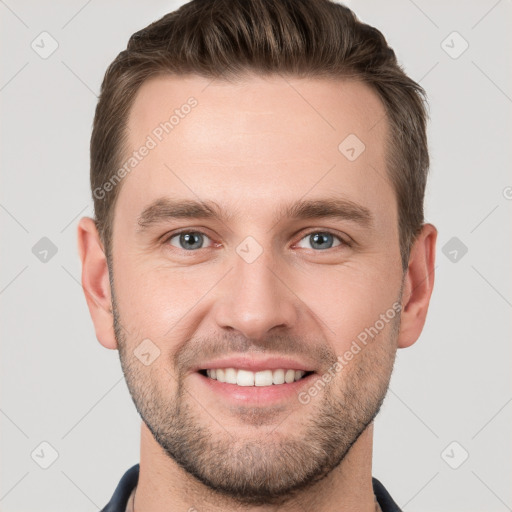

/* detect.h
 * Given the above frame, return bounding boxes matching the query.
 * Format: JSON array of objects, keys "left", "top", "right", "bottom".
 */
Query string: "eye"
[
  {"left": 164, "top": 229, "right": 349, "bottom": 253},
  {"left": 295, "top": 231, "right": 346, "bottom": 251},
  {"left": 167, "top": 231, "right": 214, "bottom": 251}
]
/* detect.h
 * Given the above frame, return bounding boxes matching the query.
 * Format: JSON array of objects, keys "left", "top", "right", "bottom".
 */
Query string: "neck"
[{"left": 134, "top": 421, "right": 377, "bottom": 512}]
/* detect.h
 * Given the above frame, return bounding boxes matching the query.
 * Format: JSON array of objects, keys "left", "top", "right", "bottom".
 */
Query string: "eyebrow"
[{"left": 136, "top": 196, "right": 373, "bottom": 232}]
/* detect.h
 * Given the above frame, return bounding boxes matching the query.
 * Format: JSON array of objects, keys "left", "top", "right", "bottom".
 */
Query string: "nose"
[{"left": 211, "top": 245, "right": 299, "bottom": 341}]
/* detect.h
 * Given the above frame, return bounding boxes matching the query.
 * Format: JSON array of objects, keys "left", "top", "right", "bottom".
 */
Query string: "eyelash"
[{"left": 162, "top": 229, "right": 352, "bottom": 252}]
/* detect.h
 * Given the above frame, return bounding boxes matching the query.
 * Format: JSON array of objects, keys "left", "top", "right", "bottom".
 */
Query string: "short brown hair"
[{"left": 90, "top": 0, "right": 429, "bottom": 270}]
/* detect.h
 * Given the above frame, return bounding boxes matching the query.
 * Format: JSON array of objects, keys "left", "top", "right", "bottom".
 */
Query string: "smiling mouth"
[{"left": 198, "top": 368, "right": 315, "bottom": 387}]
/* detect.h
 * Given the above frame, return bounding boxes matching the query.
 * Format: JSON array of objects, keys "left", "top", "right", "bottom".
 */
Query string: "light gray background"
[{"left": 1, "top": 1, "right": 511, "bottom": 511}]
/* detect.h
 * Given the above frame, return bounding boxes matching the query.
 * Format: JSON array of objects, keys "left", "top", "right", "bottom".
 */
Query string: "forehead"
[
  {"left": 117, "top": 73, "right": 394, "bottom": 227},
  {"left": 127, "top": 73, "right": 388, "bottom": 156}
]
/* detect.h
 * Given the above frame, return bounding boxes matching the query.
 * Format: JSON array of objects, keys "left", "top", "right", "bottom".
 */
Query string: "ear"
[
  {"left": 77, "top": 217, "right": 118, "bottom": 350},
  {"left": 397, "top": 223, "right": 437, "bottom": 349}
]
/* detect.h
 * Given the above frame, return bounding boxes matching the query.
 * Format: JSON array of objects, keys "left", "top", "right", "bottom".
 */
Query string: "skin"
[{"left": 78, "top": 74, "right": 437, "bottom": 512}]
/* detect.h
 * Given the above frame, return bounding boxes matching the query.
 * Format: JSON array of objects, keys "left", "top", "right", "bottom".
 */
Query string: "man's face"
[{"left": 110, "top": 74, "right": 404, "bottom": 505}]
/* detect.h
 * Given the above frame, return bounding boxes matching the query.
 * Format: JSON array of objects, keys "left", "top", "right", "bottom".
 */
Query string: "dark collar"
[{"left": 101, "top": 464, "right": 402, "bottom": 512}]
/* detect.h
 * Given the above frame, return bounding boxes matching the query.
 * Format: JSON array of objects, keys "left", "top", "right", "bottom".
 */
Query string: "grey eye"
[
  {"left": 296, "top": 232, "right": 342, "bottom": 251},
  {"left": 169, "top": 231, "right": 210, "bottom": 250}
]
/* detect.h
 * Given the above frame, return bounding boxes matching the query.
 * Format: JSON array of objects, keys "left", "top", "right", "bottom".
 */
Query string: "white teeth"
[
  {"left": 237, "top": 369, "right": 255, "bottom": 386},
  {"left": 285, "top": 369, "right": 296, "bottom": 383},
  {"left": 204, "top": 368, "right": 307, "bottom": 386},
  {"left": 273, "top": 369, "right": 285, "bottom": 384},
  {"left": 225, "top": 368, "right": 237, "bottom": 384},
  {"left": 255, "top": 370, "right": 273, "bottom": 386}
]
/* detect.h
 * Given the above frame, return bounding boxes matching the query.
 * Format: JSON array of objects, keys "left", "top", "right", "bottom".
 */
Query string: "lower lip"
[{"left": 194, "top": 371, "right": 316, "bottom": 405}]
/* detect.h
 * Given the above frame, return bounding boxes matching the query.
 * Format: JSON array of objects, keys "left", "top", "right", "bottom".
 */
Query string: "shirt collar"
[{"left": 101, "top": 464, "right": 402, "bottom": 512}]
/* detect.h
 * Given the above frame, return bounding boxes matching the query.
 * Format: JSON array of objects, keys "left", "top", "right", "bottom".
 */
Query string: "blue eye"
[
  {"left": 296, "top": 231, "right": 343, "bottom": 250},
  {"left": 165, "top": 230, "right": 347, "bottom": 253},
  {"left": 168, "top": 231, "right": 212, "bottom": 250}
]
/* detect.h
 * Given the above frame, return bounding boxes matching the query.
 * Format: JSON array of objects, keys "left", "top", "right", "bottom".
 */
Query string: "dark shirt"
[{"left": 101, "top": 463, "right": 403, "bottom": 512}]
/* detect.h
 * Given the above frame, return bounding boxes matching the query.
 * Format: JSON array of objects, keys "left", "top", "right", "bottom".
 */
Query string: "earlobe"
[
  {"left": 77, "top": 217, "right": 118, "bottom": 350},
  {"left": 397, "top": 223, "right": 437, "bottom": 349}
]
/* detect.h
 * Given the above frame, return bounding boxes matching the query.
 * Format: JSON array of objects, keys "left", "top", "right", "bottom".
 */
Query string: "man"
[{"left": 78, "top": 0, "right": 436, "bottom": 510}]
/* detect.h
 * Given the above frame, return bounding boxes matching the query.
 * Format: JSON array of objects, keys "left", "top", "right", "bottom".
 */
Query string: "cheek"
[
  {"left": 113, "top": 259, "right": 219, "bottom": 337},
  {"left": 299, "top": 266, "right": 401, "bottom": 350},
  {"left": 113, "top": 244, "right": 402, "bottom": 351}
]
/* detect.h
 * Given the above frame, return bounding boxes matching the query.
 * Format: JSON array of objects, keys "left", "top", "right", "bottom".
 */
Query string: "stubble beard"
[{"left": 111, "top": 279, "right": 399, "bottom": 506}]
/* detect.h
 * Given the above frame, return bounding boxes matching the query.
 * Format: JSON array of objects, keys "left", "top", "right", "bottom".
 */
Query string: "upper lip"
[{"left": 193, "top": 355, "right": 317, "bottom": 373}]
